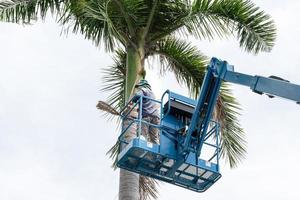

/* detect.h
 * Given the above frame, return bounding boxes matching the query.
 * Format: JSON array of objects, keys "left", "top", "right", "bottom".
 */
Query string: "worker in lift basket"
[{"left": 132, "top": 79, "right": 160, "bottom": 144}]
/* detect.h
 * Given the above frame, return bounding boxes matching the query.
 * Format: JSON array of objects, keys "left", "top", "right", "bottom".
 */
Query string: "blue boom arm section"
[
  {"left": 220, "top": 65, "right": 300, "bottom": 104},
  {"left": 183, "top": 59, "right": 228, "bottom": 155}
]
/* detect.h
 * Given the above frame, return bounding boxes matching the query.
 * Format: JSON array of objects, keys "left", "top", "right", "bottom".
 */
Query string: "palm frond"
[
  {"left": 106, "top": 140, "right": 119, "bottom": 169},
  {"left": 152, "top": 37, "right": 246, "bottom": 168},
  {"left": 71, "top": 0, "right": 151, "bottom": 50},
  {"left": 72, "top": 0, "right": 125, "bottom": 51},
  {"left": 0, "top": 0, "right": 123, "bottom": 50},
  {"left": 189, "top": 0, "right": 276, "bottom": 53},
  {"left": 152, "top": 36, "right": 207, "bottom": 97},
  {"left": 96, "top": 100, "right": 120, "bottom": 116},
  {"left": 0, "top": 0, "right": 64, "bottom": 23},
  {"left": 139, "top": 175, "right": 159, "bottom": 200},
  {"left": 216, "top": 83, "right": 247, "bottom": 168},
  {"left": 147, "top": 0, "right": 190, "bottom": 43},
  {"left": 101, "top": 48, "right": 126, "bottom": 112}
]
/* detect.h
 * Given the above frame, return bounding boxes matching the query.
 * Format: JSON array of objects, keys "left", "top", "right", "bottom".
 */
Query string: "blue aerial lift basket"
[
  {"left": 117, "top": 90, "right": 222, "bottom": 192},
  {"left": 117, "top": 57, "right": 300, "bottom": 193}
]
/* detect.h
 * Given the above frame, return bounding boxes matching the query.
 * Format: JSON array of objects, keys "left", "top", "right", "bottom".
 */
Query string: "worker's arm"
[{"left": 131, "top": 89, "right": 144, "bottom": 103}]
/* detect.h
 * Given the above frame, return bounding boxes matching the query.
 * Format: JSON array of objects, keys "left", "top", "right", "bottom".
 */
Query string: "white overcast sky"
[{"left": 1, "top": 1, "right": 300, "bottom": 200}]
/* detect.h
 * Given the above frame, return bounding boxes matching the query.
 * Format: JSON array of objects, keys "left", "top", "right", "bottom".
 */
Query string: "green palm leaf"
[
  {"left": 188, "top": 0, "right": 276, "bottom": 53},
  {"left": 101, "top": 49, "right": 126, "bottom": 112},
  {"left": 0, "top": 0, "right": 64, "bottom": 23},
  {"left": 152, "top": 36, "right": 207, "bottom": 97},
  {"left": 216, "top": 84, "right": 247, "bottom": 167},
  {"left": 139, "top": 176, "right": 159, "bottom": 200},
  {"left": 71, "top": 0, "right": 126, "bottom": 51}
]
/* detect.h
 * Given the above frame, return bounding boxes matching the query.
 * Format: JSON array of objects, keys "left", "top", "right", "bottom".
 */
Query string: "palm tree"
[{"left": 1, "top": 0, "right": 276, "bottom": 199}]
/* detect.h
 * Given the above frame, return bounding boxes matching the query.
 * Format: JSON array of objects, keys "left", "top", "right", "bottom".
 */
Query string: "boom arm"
[
  {"left": 183, "top": 57, "right": 300, "bottom": 156},
  {"left": 214, "top": 58, "right": 300, "bottom": 103}
]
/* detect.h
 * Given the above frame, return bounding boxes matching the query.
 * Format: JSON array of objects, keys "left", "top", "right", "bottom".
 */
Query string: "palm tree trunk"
[
  {"left": 119, "top": 45, "right": 144, "bottom": 200},
  {"left": 119, "top": 169, "right": 140, "bottom": 200},
  {"left": 119, "top": 116, "right": 139, "bottom": 200}
]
